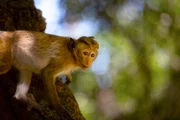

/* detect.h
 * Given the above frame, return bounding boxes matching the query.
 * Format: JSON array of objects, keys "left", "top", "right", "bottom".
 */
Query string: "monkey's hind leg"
[
  {"left": 0, "top": 39, "right": 12, "bottom": 74},
  {"left": 14, "top": 70, "right": 32, "bottom": 101},
  {"left": 14, "top": 70, "right": 42, "bottom": 111}
]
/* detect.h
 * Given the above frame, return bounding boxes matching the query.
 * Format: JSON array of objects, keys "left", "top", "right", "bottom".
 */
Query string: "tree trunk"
[{"left": 0, "top": 0, "right": 85, "bottom": 120}]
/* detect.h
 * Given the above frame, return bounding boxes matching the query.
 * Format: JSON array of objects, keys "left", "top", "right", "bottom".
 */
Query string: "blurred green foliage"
[{"left": 58, "top": 0, "right": 180, "bottom": 119}]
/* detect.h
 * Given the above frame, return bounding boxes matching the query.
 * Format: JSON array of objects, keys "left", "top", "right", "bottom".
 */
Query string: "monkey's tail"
[{"left": 0, "top": 39, "right": 12, "bottom": 75}]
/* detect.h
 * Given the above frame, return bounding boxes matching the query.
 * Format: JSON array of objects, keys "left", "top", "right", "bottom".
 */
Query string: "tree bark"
[{"left": 0, "top": 0, "right": 85, "bottom": 120}]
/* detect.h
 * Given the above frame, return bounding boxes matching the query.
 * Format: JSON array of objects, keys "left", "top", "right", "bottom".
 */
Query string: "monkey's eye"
[
  {"left": 83, "top": 51, "right": 89, "bottom": 55},
  {"left": 91, "top": 53, "right": 95, "bottom": 57}
]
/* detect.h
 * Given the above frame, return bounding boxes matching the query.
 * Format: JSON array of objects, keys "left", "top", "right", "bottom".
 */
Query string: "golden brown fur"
[
  {"left": 0, "top": 30, "right": 99, "bottom": 111},
  {"left": 0, "top": 32, "right": 13, "bottom": 74}
]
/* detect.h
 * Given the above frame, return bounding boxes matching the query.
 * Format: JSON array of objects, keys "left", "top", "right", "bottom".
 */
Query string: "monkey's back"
[
  {"left": 10, "top": 30, "right": 71, "bottom": 74},
  {"left": 11, "top": 31, "right": 53, "bottom": 74}
]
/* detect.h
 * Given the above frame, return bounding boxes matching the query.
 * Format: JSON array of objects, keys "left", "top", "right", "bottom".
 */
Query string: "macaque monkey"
[{"left": 0, "top": 30, "right": 99, "bottom": 111}]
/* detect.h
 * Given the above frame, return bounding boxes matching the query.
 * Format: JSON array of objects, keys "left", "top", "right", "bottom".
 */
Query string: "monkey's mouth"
[{"left": 81, "top": 64, "right": 88, "bottom": 70}]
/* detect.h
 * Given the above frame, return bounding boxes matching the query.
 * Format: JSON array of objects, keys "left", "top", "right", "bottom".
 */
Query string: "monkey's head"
[{"left": 70, "top": 36, "right": 99, "bottom": 70}]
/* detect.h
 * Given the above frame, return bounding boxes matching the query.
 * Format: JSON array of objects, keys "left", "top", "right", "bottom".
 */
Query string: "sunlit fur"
[
  {"left": 0, "top": 30, "right": 99, "bottom": 110},
  {"left": 0, "top": 32, "right": 12, "bottom": 74}
]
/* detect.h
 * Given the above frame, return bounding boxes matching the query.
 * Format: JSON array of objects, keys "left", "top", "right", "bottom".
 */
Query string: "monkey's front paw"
[
  {"left": 65, "top": 79, "right": 71, "bottom": 85},
  {"left": 65, "top": 74, "right": 72, "bottom": 85}
]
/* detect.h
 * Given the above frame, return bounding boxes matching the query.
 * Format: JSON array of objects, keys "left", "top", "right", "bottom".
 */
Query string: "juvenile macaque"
[{"left": 0, "top": 30, "right": 99, "bottom": 111}]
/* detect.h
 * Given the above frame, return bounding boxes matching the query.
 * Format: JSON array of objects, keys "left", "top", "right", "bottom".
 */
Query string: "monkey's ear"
[
  {"left": 68, "top": 38, "right": 76, "bottom": 51},
  {"left": 89, "top": 36, "right": 99, "bottom": 49}
]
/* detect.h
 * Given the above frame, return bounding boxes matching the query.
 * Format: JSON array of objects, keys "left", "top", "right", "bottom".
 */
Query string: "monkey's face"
[{"left": 73, "top": 37, "right": 99, "bottom": 70}]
